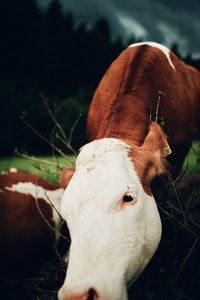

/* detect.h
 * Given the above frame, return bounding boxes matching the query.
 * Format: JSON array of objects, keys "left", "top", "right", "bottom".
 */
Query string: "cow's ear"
[
  {"left": 59, "top": 167, "right": 75, "bottom": 189},
  {"left": 133, "top": 122, "right": 171, "bottom": 193}
]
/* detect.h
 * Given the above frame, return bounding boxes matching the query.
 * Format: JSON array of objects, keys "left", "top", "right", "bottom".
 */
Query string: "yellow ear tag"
[{"left": 163, "top": 140, "right": 172, "bottom": 156}]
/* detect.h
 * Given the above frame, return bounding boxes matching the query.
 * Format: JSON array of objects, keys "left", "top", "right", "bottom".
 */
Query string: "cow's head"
[{"left": 58, "top": 123, "right": 170, "bottom": 300}]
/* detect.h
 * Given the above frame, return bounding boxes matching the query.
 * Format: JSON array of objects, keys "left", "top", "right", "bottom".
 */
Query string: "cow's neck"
[{"left": 96, "top": 95, "right": 150, "bottom": 147}]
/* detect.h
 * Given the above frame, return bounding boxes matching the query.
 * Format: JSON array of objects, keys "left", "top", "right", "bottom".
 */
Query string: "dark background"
[{"left": 0, "top": 0, "right": 199, "bottom": 155}]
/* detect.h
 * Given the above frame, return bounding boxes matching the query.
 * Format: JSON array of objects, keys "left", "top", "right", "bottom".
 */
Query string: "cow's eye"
[
  {"left": 123, "top": 195, "right": 134, "bottom": 202},
  {"left": 120, "top": 193, "right": 137, "bottom": 208}
]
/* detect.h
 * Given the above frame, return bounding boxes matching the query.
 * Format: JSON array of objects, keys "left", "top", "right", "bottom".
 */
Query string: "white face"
[{"left": 58, "top": 138, "right": 162, "bottom": 300}]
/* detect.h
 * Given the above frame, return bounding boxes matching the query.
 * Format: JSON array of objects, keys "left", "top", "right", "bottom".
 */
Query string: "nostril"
[
  {"left": 58, "top": 287, "right": 99, "bottom": 300},
  {"left": 87, "top": 288, "right": 98, "bottom": 300}
]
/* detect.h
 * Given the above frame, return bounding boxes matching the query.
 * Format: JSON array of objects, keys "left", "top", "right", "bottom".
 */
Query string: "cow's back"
[
  {"left": 87, "top": 43, "right": 200, "bottom": 174},
  {"left": 0, "top": 169, "right": 63, "bottom": 272}
]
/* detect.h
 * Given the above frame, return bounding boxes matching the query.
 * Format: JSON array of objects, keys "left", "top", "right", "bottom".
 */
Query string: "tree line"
[{"left": 0, "top": 0, "right": 199, "bottom": 155}]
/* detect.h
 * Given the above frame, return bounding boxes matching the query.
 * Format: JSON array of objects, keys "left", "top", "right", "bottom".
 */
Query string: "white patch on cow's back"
[
  {"left": 1, "top": 168, "right": 18, "bottom": 175},
  {"left": 129, "top": 41, "right": 175, "bottom": 70},
  {"left": 9, "top": 168, "right": 18, "bottom": 173},
  {"left": 6, "top": 182, "right": 64, "bottom": 234}
]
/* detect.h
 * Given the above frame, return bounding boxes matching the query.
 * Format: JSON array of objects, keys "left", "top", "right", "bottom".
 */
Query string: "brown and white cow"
[
  {"left": 0, "top": 168, "right": 66, "bottom": 272},
  {"left": 58, "top": 42, "right": 200, "bottom": 300}
]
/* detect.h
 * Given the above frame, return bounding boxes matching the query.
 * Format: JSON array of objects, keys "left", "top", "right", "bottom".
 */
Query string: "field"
[{"left": 0, "top": 155, "right": 75, "bottom": 183}]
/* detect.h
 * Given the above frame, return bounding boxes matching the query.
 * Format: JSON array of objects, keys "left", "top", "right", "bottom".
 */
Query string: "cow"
[
  {"left": 58, "top": 42, "right": 200, "bottom": 300},
  {"left": 0, "top": 168, "right": 66, "bottom": 273}
]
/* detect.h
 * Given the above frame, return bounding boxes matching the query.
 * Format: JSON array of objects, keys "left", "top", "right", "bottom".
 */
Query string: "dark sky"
[{"left": 37, "top": 0, "right": 200, "bottom": 57}]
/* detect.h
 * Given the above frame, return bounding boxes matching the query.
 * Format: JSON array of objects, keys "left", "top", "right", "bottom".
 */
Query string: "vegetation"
[
  {"left": 183, "top": 141, "right": 200, "bottom": 171},
  {"left": 0, "top": 155, "right": 74, "bottom": 183}
]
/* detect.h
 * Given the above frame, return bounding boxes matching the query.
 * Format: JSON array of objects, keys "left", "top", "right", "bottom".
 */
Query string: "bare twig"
[
  {"left": 41, "top": 93, "right": 77, "bottom": 155},
  {"left": 50, "top": 126, "right": 58, "bottom": 159},
  {"left": 161, "top": 201, "right": 200, "bottom": 232},
  {"left": 50, "top": 234, "right": 64, "bottom": 264},
  {"left": 155, "top": 90, "right": 166, "bottom": 123},
  {"left": 176, "top": 238, "right": 198, "bottom": 279},
  {"left": 191, "top": 144, "right": 200, "bottom": 156},
  {"left": 15, "top": 148, "right": 63, "bottom": 168},
  {"left": 184, "top": 192, "right": 195, "bottom": 219},
  {"left": 55, "top": 132, "right": 77, "bottom": 155},
  {"left": 35, "top": 197, "right": 69, "bottom": 241},
  {"left": 41, "top": 93, "right": 69, "bottom": 146},
  {"left": 173, "top": 170, "right": 187, "bottom": 185},
  {"left": 149, "top": 106, "right": 152, "bottom": 125},
  {"left": 168, "top": 173, "right": 186, "bottom": 224},
  {"left": 50, "top": 127, "right": 65, "bottom": 173},
  {"left": 155, "top": 95, "right": 161, "bottom": 123},
  {"left": 0, "top": 278, "right": 43, "bottom": 284},
  {"left": 45, "top": 192, "right": 64, "bottom": 222},
  {"left": 30, "top": 280, "right": 43, "bottom": 293},
  {"left": 158, "top": 205, "right": 200, "bottom": 239},
  {"left": 21, "top": 117, "right": 75, "bottom": 165},
  {"left": 68, "top": 111, "right": 83, "bottom": 144}
]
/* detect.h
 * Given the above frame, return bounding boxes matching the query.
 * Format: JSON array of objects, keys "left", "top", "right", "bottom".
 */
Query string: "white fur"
[
  {"left": 129, "top": 41, "right": 176, "bottom": 70},
  {"left": 6, "top": 182, "right": 64, "bottom": 232},
  {"left": 58, "top": 138, "right": 162, "bottom": 300},
  {"left": 9, "top": 168, "right": 17, "bottom": 173},
  {"left": 1, "top": 168, "right": 18, "bottom": 175}
]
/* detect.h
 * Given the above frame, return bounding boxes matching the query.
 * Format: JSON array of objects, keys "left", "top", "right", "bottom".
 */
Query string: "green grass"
[
  {"left": 0, "top": 155, "right": 75, "bottom": 183},
  {"left": 182, "top": 141, "right": 200, "bottom": 171}
]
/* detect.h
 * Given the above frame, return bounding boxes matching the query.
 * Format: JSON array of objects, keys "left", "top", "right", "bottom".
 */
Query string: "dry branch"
[
  {"left": 168, "top": 173, "right": 186, "bottom": 224},
  {"left": 155, "top": 90, "right": 166, "bottom": 123},
  {"left": 176, "top": 238, "right": 198, "bottom": 279},
  {"left": 35, "top": 197, "right": 69, "bottom": 242},
  {"left": 40, "top": 93, "right": 69, "bottom": 146},
  {"left": 15, "top": 148, "right": 63, "bottom": 168},
  {"left": 21, "top": 116, "right": 75, "bottom": 165},
  {"left": 158, "top": 205, "right": 200, "bottom": 239},
  {"left": 45, "top": 192, "right": 64, "bottom": 222},
  {"left": 68, "top": 111, "right": 83, "bottom": 144},
  {"left": 41, "top": 93, "right": 77, "bottom": 155}
]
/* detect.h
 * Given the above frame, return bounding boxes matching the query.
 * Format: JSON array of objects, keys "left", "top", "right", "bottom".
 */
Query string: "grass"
[
  {"left": 182, "top": 141, "right": 200, "bottom": 171},
  {"left": 0, "top": 155, "right": 76, "bottom": 183}
]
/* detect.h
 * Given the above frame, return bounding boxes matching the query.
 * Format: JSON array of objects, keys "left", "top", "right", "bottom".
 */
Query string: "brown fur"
[
  {"left": 59, "top": 167, "right": 75, "bottom": 189},
  {"left": 128, "top": 122, "right": 170, "bottom": 194},
  {"left": 0, "top": 169, "right": 60, "bottom": 271},
  {"left": 87, "top": 44, "right": 200, "bottom": 190},
  {"left": 0, "top": 169, "right": 58, "bottom": 190}
]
